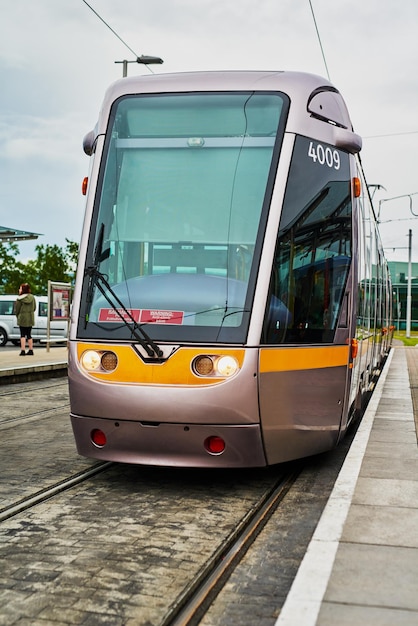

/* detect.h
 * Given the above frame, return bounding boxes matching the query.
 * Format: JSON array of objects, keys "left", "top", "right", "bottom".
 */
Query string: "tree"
[
  {"left": 64, "top": 239, "right": 79, "bottom": 275},
  {"left": 0, "top": 242, "right": 26, "bottom": 293},
  {"left": 0, "top": 240, "right": 78, "bottom": 295},
  {"left": 26, "top": 244, "right": 68, "bottom": 294}
]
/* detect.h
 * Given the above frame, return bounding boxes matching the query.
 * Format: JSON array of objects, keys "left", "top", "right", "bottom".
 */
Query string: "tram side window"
[
  {"left": 264, "top": 135, "right": 352, "bottom": 344},
  {"left": 356, "top": 191, "right": 369, "bottom": 333}
]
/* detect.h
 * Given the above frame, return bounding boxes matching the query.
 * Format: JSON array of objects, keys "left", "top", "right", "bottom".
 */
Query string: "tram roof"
[
  {"left": 89, "top": 70, "right": 362, "bottom": 155},
  {"left": 106, "top": 69, "right": 334, "bottom": 97}
]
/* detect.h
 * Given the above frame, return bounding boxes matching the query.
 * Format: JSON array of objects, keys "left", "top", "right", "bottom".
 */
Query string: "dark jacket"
[{"left": 15, "top": 293, "right": 36, "bottom": 327}]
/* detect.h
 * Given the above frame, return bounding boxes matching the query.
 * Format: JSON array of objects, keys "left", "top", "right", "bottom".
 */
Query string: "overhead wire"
[
  {"left": 82, "top": 1, "right": 416, "bottom": 140},
  {"left": 308, "top": 0, "right": 331, "bottom": 80},
  {"left": 82, "top": 0, "right": 138, "bottom": 56},
  {"left": 81, "top": 0, "right": 156, "bottom": 72},
  {"left": 364, "top": 130, "right": 418, "bottom": 139},
  {"left": 307, "top": 2, "right": 417, "bottom": 142}
]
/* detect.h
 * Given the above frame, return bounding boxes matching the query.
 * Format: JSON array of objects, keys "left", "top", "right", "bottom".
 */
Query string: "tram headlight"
[
  {"left": 193, "top": 355, "right": 214, "bottom": 376},
  {"left": 192, "top": 354, "right": 239, "bottom": 378},
  {"left": 81, "top": 350, "right": 118, "bottom": 373},
  {"left": 81, "top": 350, "right": 102, "bottom": 371},
  {"left": 215, "top": 356, "right": 239, "bottom": 377},
  {"left": 101, "top": 351, "right": 118, "bottom": 372}
]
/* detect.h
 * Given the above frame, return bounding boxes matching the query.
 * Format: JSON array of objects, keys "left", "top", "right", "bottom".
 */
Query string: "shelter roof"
[{"left": 0, "top": 225, "right": 42, "bottom": 243}]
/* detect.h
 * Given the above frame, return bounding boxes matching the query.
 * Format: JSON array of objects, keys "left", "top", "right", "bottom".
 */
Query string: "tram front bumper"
[{"left": 70, "top": 414, "right": 267, "bottom": 468}]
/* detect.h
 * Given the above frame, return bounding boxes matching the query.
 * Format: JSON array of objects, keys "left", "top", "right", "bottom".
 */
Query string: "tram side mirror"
[
  {"left": 333, "top": 126, "right": 362, "bottom": 154},
  {"left": 83, "top": 129, "right": 96, "bottom": 156}
]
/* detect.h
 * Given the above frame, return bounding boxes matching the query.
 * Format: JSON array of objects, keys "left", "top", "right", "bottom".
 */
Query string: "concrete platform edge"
[
  {"left": 0, "top": 346, "right": 68, "bottom": 384},
  {"left": 275, "top": 349, "right": 394, "bottom": 626},
  {"left": 0, "top": 362, "right": 67, "bottom": 377}
]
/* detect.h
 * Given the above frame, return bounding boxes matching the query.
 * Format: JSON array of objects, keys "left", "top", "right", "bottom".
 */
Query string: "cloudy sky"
[{"left": 1, "top": 0, "right": 417, "bottom": 262}]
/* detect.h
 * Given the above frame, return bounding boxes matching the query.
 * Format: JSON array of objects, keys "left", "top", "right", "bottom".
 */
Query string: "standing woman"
[{"left": 15, "top": 283, "right": 36, "bottom": 356}]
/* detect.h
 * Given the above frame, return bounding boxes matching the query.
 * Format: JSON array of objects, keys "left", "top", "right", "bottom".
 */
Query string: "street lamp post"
[
  {"left": 115, "top": 55, "right": 164, "bottom": 77},
  {"left": 407, "top": 229, "right": 412, "bottom": 338}
]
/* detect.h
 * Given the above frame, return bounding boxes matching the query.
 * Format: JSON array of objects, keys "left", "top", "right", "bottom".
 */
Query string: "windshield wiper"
[
  {"left": 85, "top": 269, "right": 163, "bottom": 358},
  {"left": 84, "top": 224, "right": 163, "bottom": 359},
  {"left": 84, "top": 222, "right": 108, "bottom": 327}
]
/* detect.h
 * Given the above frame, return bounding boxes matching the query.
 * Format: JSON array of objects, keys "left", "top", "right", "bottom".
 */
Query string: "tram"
[{"left": 68, "top": 71, "right": 393, "bottom": 467}]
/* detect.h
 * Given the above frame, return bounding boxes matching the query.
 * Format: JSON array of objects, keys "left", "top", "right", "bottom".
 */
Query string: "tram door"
[{"left": 259, "top": 135, "right": 354, "bottom": 463}]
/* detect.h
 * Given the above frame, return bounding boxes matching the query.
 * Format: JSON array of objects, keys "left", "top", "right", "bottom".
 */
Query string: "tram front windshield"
[{"left": 79, "top": 91, "right": 287, "bottom": 343}]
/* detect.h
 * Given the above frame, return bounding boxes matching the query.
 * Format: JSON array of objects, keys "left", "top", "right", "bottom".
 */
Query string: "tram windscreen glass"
[
  {"left": 81, "top": 91, "right": 287, "bottom": 343},
  {"left": 264, "top": 135, "right": 352, "bottom": 344}
]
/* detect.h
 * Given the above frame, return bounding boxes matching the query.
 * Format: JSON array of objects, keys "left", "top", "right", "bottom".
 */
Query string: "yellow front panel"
[{"left": 76, "top": 342, "right": 245, "bottom": 386}]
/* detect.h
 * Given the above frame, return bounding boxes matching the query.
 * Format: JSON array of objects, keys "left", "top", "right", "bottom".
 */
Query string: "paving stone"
[
  {"left": 318, "top": 603, "right": 418, "bottom": 626},
  {"left": 323, "top": 543, "right": 418, "bottom": 611}
]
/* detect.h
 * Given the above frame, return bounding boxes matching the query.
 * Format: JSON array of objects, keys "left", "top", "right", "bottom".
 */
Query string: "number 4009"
[{"left": 308, "top": 141, "right": 341, "bottom": 170}]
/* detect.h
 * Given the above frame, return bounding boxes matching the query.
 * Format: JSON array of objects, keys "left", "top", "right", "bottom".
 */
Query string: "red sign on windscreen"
[
  {"left": 98, "top": 308, "right": 184, "bottom": 324},
  {"left": 98, "top": 308, "right": 141, "bottom": 323},
  {"left": 140, "top": 309, "right": 184, "bottom": 324}
]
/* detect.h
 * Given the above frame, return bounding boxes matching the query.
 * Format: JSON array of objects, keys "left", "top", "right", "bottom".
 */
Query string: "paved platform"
[
  {"left": 277, "top": 344, "right": 418, "bottom": 626},
  {"left": 0, "top": 344, "right": 68, "bottom": 383}
]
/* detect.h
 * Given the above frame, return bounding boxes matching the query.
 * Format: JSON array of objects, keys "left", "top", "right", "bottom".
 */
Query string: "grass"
[{"left": 393, "top": 331, "right": 418, "bottom": 347}]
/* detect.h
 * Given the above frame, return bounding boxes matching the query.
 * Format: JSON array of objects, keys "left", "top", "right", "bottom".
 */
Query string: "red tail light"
[
  {"left": 91, "top": 429, "right": 106, "bottom": 447},
  {"left": 204, "top": 436, "right": 226, "bottom": 454}
]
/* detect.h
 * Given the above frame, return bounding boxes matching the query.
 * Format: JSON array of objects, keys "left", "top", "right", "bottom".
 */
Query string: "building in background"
[{"left": 388, "top": 261, "right": 418, "bottom": 331}]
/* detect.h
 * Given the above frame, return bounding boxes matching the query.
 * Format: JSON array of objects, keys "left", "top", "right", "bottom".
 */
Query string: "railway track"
[
  {"left": 0, "top": 404, "right": 70, "bottom": 428},
  {"left": 0, "top": 378, "right": 69, "bottom": 427},
  {"left": 162, "top": 471, "right": 298, "bottom": 626},
  {"left": 0, "top": 379, "right": 66, "bottom": 398},
  {"left": 0, "top": 452, "right": 300, "bottom": 625},
  {"left": 0, "top": 461, "right": 113, "bottom": 522},
  {"left": 0, "top": 388, "right": 304, "bottom": 625},
  {"left": 0, "top": 376, "right": 348, "bottom": 625}
]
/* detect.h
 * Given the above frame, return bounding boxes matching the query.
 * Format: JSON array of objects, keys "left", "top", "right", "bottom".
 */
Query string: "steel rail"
[
  {"left": 0, "top": 380, "right": 68, "bottom": 398},
  {"left": 161, "top": 468, "right": 300, "bottom": 626},
  {"left": 0, "top": 462, "right": 113, "bottom": 522},
  {"left": 0, "top": 404, "right": 70, "bottom": 429}
]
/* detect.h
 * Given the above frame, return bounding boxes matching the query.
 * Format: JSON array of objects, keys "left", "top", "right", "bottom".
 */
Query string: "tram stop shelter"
[{"left": 0, "top": 225, "right": 41, "bottom": 243}]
